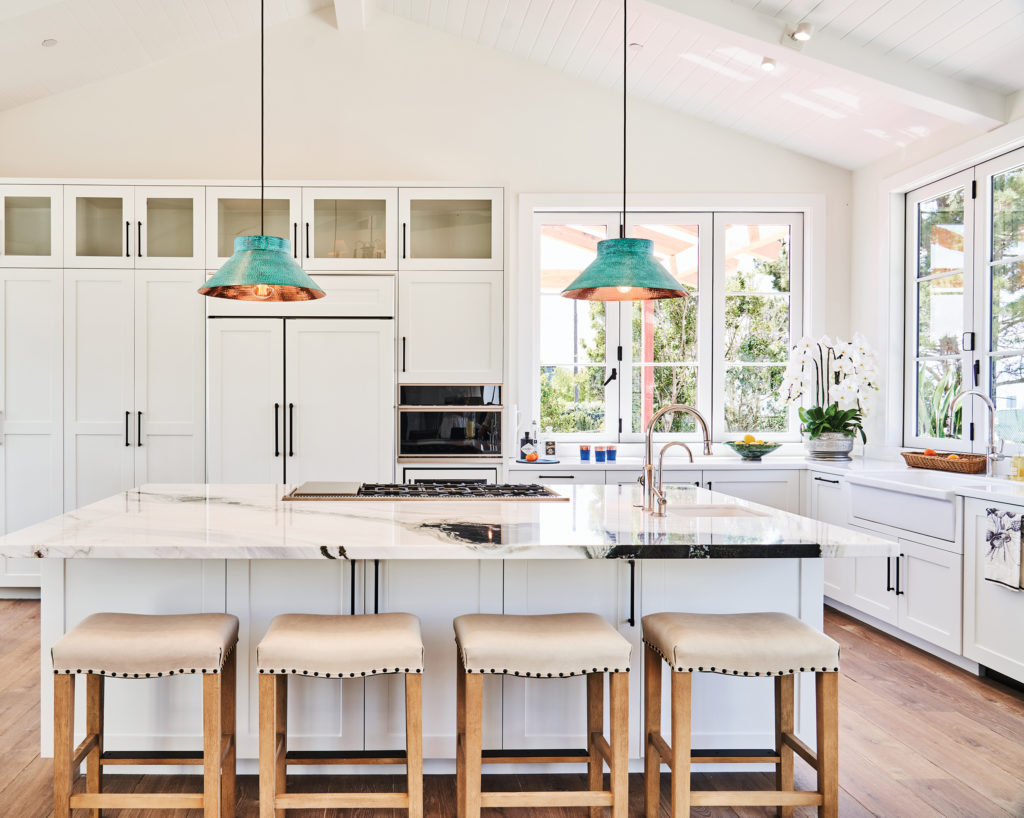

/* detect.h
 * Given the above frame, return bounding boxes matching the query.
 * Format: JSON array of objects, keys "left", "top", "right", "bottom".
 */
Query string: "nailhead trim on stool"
[
  {"left": 258, "top": 666, "right": 424, "bottom": 677},
  {"left": 52, "top": 642, "right": 237, "bottom": 677},
  {"left": 642, "top": 640, "right": 838, "bottom": 676}
]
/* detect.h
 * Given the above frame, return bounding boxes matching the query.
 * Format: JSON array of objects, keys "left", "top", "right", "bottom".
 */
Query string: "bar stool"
[
  {"left": 642, "top": 611, "right": 840, "bottom": 817},
  {"left": 453, "top": 612, "right": 631, "bottom": 818},
  {"left": 256, "top": 612, "right": 424, "bottom": 816},
  {"left": 51, "top": 612, "right": 239, "bottom": 818}
]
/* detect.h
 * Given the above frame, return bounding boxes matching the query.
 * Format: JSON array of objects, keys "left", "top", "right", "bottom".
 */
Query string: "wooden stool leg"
[
  {"left": 274, "top": 674, "right": 287, "bottom": 817},
  {"left": 462, "top": 670, "right": 483, "bottom": 818},
  {"left": 53, "top": 674, "right": 75, "bottom": 818},
  {"left": 669, "top": 672, "right": 691, "bottom": 818},
  {"left": 775, "top": 674, "right": 794, "bottom": 818},
  {"left": 456, "top": 658, "right": 466, "bottom": 818},
  {"left": 221, "top": 652, "right": 237, "bottom": 818},
  {"left": 203, "top": 671, "right": 223, "bottom": 818},
  {"left": 258, "top": 674, "right": 277, "bottom": 818},
  {"left": 609, "top": 671, "right": 629, "bottom": 818},
  {"left": 86, "top": 674, "right": 104, "bottom": 818},
  {"left": 816, "top": 672, "right": 839, "bottom": 818},
  {"left": 405, "top": 673, "right": 423, "bottom": 818},
  {"left": 586, "top": 672, "right": 604, "bottom": 818},
  {"left": 644, "top": 645, "right": 663, "bottom": 818}
]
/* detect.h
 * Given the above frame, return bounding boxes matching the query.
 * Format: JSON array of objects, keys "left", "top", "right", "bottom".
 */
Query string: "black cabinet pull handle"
[
  {"left": 274, "top": 403, "right": 280, "bottom": 457},
  {"left": 401, "top": 336, "right": 406, "bottom": 373},
  {"left": 124, "top": 411, "right": 130, "bottom": 446},
  {"left": 814, "top": 476, "right": 840, "bottom": 484},
  {"left": 125, "top": 221, "right": 130, "bottom": 257},
  {"left": 373, "top": 559, "right": 380, "bottom": 614},
  {"left": 402, "top": 222, "right": 407, "bottom": 259},
  {"left": 538, "top": 475, "right": 571, "bottom": 479},
  {"left": 305, "top": 222, "right": 310, "bottom": 258},
  {"left": 137, "top": 411, "right": 142, "bottom": 446},
  {"left": 137, "top": 221, "right": 143, "bottom": 257},
  {"left": 895, "top": 554, "right": 904, "bottom": 596},
  {"left": 628, "top": 559, "right": 636, "bottom": 627},
  {"left": 293, "top": 223, "right": 298, "bottom": 257},
  {"left": 706, "top": 481, "right": 712, "bottom": 491},
  {"left": 350, "top": 561, "right": 357, "bottom": 615},
  {"left": 886, "top": 557, "right": 893, "bottom": 592},
  {"left": 288, "top": 403, "right": 295, "bottom": 457}
]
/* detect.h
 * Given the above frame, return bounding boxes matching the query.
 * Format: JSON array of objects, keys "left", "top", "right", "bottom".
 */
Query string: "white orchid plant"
[{"left": 781, "top": 334, "right": 880, "bottom": 443}]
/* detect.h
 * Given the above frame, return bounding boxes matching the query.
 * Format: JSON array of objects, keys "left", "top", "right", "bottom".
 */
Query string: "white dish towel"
[{"left": 984, "top": 508, "right": 1023, "bottom": 591}]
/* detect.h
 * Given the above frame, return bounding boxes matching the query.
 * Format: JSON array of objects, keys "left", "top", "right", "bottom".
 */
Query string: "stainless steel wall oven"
[{"left": 398, "top": 385, "right": 501, "bottom": 459}]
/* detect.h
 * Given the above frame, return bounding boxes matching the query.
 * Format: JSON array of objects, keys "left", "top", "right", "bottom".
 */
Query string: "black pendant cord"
[
  {"left": 260, "top": 0, "right": 265, "bottom": 235},
  {"left": 621, "top": 0, "right": 627, "bottom": 240}
]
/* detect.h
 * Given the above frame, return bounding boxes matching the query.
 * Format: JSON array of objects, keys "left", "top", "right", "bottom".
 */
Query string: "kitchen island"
[{"left": 0, "top": 483, "right": 896, "bottom": 772}]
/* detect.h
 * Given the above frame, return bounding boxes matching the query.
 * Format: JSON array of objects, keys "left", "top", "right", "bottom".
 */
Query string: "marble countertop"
[{"left": 0, "top": 483, "right": 898, "bottom": 561}]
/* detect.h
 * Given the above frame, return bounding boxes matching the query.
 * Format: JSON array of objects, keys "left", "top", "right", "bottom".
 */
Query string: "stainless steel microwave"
[{"left": 398, "top": 385, "right": 501, "bottom": 459}]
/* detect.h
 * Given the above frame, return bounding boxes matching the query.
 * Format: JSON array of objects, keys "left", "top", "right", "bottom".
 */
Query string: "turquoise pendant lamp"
[
  {"left": 562, "top": 0, "right": 685, "bottom": 303},
  {"left": 199, "top": 0, "right": 323, "bottom": 302}
]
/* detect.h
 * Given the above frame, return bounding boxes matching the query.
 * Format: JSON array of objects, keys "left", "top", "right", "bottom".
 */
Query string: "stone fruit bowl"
[{"left": 725, "top": 440, "right": 782, "bottom": 462}]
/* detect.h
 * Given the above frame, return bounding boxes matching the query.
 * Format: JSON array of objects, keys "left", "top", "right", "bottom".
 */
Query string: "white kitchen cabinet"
[
  {"left": 284, "top": 319, "right": 394, "bottom": 484},
  {"left": 207, "top": 317, "right": 395, "bottom": 484},
  {"left": 398, "top": 188, "right": 503, "bottom": 271},
  {"left": 301, "top": 187, "right": 397, "bottom": 271},
  {"left": 65, "top": 186, "right": 204, "bottom": 269},
  {"left": 0, "top": 185, "right": 61, "bottom": 267},
  {"left": 402, "top": 467, "right": 498, "bottom": 484},
  {"left": 205, "top": 186, "right": 302, "bottom": 269},
  {"left": 849, "top": 550, "right": 899, "bottom": 626},
  {"left": 206, "top": 319, "right": 285, "bottom": 483},
  {"left": 702, "top": 469, "right": 800, "bottom": 513},
  {"left": 398, "top": 271, "right": 502, "bottom": 383},
  {"left": 507, "top": 469, "right": 605, "bottom": 485},
  {"left": 897, "top": 538, "right": 962, "bottom": 654},
  {"left": 64, "top": 269, "right": 206, "bottom": 508},
  {"left": 963, "top": 499, "right": 1024, "bottom": 683},
  {"left": 806, "top": 472, "right": 854, "bottom": 605},
  {"left": 364, "top": 560, "right": 503, "bottom": 756},
  {"left": 206, "top": 274, "right": 395, "bottom": 319},
  {"left": 0, "top": 270, "right": 62, "bottom": 589}
]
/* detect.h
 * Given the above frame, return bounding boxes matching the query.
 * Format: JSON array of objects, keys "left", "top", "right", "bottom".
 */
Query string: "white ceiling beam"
[
  {"left": 646, "top": 0, "right": 1008, "bottom": 128},
  {"left": 333, "top": 0, "right": 370, "bottom": 30}
]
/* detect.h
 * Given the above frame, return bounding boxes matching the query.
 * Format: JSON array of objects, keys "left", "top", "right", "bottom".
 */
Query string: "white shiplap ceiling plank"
[
  {"left": 441, "top": 0, "right": 468, "bottom": 35},
  {"left": 510, "top": 0, "right": 556, "bottom": 59},
  {"left": 477, "top": 0, "right": 513, "bottom": 48},
  {"left": 495, "top": 0, "right": 535, "bottom": 53},
  {"left": 559, "top": 0, "right": 619, "bottom": 78},
  {"left": 644, "top": 28, "right": 703, "bottom": 105},
  {"left": 544, "top": 0, "right": 603, "bottom": 73},
  {"left": 426, "top": 0, "right": 449, "bottom": 29},
  {"left": 458, "top": 0, "right": 488, "bottom": 39},
  {"left": 526, "top": 0, "right": 579, "bottom": 63}
]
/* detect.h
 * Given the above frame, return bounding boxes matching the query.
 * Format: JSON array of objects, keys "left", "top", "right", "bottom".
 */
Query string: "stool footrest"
[
  {"left": 70, "top": 793, "right": 205, "bottom": 809},
  {"left": 276, "top": 792, "right": 410, "bottom": 809},
  {"left": 481, "top": 748, "right": 589, "bottom": 765},
  {"left": 285, "top": 749, "right": 408, "bottom": 766},
  {"left": 100, "top": 750, "right": 204, "bottom": 766},
  {"left": 689, "top": 790, "right": 824, "bottom": 807},
  {"left": 782, "top": 731, "right": 818, "bottom": 767},
  {"left": 691, "top": 747, "right": 782, "bottom": 764},
  {"left": 481, "top": 790, "right": 614, "bottom": 808}
]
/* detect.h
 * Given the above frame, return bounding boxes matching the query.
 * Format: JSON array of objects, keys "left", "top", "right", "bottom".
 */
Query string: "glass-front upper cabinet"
[
  {"left": 301, "top": 187, "right": 397, "bottom": 272},
  {"left": 0, "top": 185, "right": 62, "bottom": 267},
  {"left": 64, "top": 185, "right": 204, "bottom": 268},
  {"left": 398, "top": 187, "right": 503, "bottom": 271},
  {"left": 205, "top": 186, "right": 301, "bottom": 269}
]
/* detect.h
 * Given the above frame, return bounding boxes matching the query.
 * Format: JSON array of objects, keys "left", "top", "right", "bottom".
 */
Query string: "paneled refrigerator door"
[
  {"left": 134, "top": 271, "right": 206, "bottom": 483},
  {"left": 300, "top": 187, "right": 398, "bottom": 271},
  {"left": 205, "top": 186, "right": 302, "bottom": 269},
  {"left": 206, "top": 318, "right": 285, "bottom": 483},
  {"left": 63, "top": 185, "right": 135, "bottom": 268},
  {"left": 0, "top": 185, "right": 62, "bottom": 267},
  {"left": 134, "top": 187, "right": 205, "bottom": 269},
  {"left": 63, "top": 270, "right": 135, "bottom": 509},
  {"left": 284, "top": 318, "right": 395, "bottom": 484},
  {"left": 0, "top": 270, "right": 61, "bottom": 589}
]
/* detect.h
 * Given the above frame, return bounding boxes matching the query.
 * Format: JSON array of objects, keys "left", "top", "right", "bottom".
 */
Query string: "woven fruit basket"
[{"left": 900, "top": 451, "right": 987, "bottom": 474}]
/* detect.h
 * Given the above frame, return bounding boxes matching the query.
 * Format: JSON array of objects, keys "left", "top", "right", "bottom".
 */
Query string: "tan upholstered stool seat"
[
  {"left": 642, "top": 611, "right": 839, "bottom": 677},
  {"left": 51, "top": 612, "right": 239, "bottom": 678},
  {"left": 257, "top": 612, "right": 424, "bottom": 678},
  {"left": 454, "top": 612, "right": 631, "bottom": 677}
]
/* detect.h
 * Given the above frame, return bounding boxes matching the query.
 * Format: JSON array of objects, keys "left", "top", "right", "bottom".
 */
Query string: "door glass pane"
[
  {"left": 917, "top": 188, "right": 964, "bottom": 277},
  {"left": 724, "top": 366, "right": 787, "bottom": 433},
  {"left": 916, "top": 359, "right": 962, "bottom": 438},
  {"left": 723, "top": 224, "right": 790, "bottom": 291},
  {"left": 632, "top": 366, "right": 697, "bottom": 433},
  {"left": 217, "top": 198, "right": 290, "bottom": 257},
  {"left": 991, "top": 166, "right": 1024, "bottom": 261},
  {"left": 991, "top": 355, "right": 1024, "bottom": 440},
  {"left": 724, "top": 294, "right": 789, "bottom": 362},
  {"left": 917, "top": 273, "right": 964, "bottom": 355},
  {"left": 145, "top": 198, "right": 193, "bottom": 258},
  {"left": 540, "top": 365, "right": 606, "bottom": 433},
  {"left": 313, "top": 198, "right": 386, "bottom": 260},
  {"left": 4, "top": 196, "right": 50, "bottom": 256},
  {"left": 75, "top": 197, "right": 123, "bottom": 257},
  {"left": 991, "top": 262, "right": 1024, "bottom": 352},
  {"left": 409, "top": 199, "right": 491, "bottom": 259}
]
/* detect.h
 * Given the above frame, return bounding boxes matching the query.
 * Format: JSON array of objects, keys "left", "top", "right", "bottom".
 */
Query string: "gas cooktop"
[{"left": 283, "top": 481, "right": 568, "bottom": 501}]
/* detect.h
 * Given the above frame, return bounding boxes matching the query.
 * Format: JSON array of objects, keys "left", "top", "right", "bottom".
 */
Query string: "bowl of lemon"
[{"left": 725, "top": 435, "right": 781, "bottom": 462}]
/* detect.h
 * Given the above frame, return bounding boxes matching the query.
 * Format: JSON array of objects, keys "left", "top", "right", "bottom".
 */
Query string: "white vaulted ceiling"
[{"left": 373, "top": 0, "right": 1024, "bottom": 168}]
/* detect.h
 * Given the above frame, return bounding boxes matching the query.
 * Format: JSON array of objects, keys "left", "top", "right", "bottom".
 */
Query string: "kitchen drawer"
[
  {"left": 849, "top": 482, "right": 955, "bottom": 542},
  {"left": 508, "top": 469, "right": 605, "bottom": 485},
  {"left": 205, "top": 274, "right": 394, "bottom": 317}
]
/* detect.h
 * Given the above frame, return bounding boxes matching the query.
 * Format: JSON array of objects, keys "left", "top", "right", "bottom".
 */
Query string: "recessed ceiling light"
[
  {"left": 761, "top": 57, "right": 776, "bottom": 72},
  {"left": 41, "top": 38, "right": 58, "bottom": 47},
  {"left": 791, "top": 22, "right": 813, "bottom": 42}
]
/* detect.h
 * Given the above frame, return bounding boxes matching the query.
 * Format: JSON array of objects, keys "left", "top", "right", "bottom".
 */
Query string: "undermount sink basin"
[{"left": 671, "top": 504, "right": 768, "bottom": 518}]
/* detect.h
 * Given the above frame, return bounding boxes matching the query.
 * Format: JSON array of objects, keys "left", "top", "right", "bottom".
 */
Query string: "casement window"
[
  {"left": 535, "top": 210, "right": 804, "bottom": 442},
  {"left": 904, "top": 147, "right": 1024, "bottom": 450}
]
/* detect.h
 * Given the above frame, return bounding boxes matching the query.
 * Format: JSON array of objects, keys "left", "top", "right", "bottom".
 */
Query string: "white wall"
[{"left": 0, "top": 9, "right": 853, "bottom": 327}]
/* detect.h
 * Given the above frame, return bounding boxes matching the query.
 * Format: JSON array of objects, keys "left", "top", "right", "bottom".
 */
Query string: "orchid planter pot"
[{"left": 805, "top": 432, "right": 854, "bottom": 461}]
